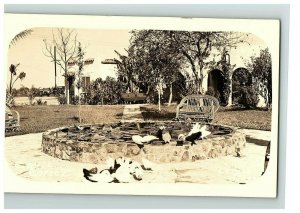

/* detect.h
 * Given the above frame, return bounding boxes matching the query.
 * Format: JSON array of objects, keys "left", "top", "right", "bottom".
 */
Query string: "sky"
[
  {"left": 7, "top": 28, "right": 267, "bottom": 90},
  {"left": 7, "top": 27, "right": 131, "bottom": 89}
]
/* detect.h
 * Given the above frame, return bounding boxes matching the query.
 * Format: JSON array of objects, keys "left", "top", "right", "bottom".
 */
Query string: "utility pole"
[
  {"left": 51, "top": 46, "right": 59, "bottom": 89},
  {"left": 54, "top": 46, "right": 57, "bottom": 89}
]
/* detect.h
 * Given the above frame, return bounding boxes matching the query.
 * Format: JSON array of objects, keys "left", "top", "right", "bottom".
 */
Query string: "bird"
[
  {"left": 132, "top": 135, "right": 158, "bottom": 144},
  {"left": 106, "top": 157, "right": 115, "bottom": 170},
  {"left": 177, "top": 123, "right": 207, "bottom": 146},
  {"left": 199, "top": 125, "right": 211, "bottom": 139},
  {"left": 83, "top": 168, "right": 115, "bottom": 183},
  {"left": 106, "top": 157, "right": 121, "bottom": 174},
  {"left": 162, "top": 131, "right": 172, "bottom": 144},
  {"left": 74, "top": 124, "right": 84, "bottom": 131},
  {"left": 141, "top": 158, "right": 155, "bottom": 171},
  {"left": 112, "top": 158, "right": 143, "bottom": 183},
  {"left": 128, "top": 161, "right": 143, "bottom": 181},
  {"left": 112, "top": 165, "right": 132, "bottom": 183},
  {"left": 156, "top": 126, "right": 166, "bottom": 141}
]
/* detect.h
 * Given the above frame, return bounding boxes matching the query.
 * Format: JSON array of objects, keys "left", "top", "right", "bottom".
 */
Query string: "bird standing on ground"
[
  {"left": 141, "top": 158, "right": 155, "bottom": 171},
  {"left": 199, "top": 125, "right": 211, "bottom": 139},
  {"left": 83, "top": 168, "right": 115, "bottom": 183},
  {"left": 162, "top": 131, "right": 172, "bottom": 144},
  {"left": 156, "top": 126, "right": 166, "bottom": 141},
  {"left": 177, "top": 123, "right": 210, "bottom": 146},
  {"left": 132, "top": 135, "right": 158, "bottom": 144}
]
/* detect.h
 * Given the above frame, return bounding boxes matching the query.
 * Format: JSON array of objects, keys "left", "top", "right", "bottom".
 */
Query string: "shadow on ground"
[{"left": 140, "top": 106, "right": 176, "bottom": 121}]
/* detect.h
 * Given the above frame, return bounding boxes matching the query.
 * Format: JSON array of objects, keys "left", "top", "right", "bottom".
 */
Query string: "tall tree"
[
  {"left": 114, "top": 50, "right": 135, "bottom": 93},
  {"left": 43, "top": 28, "right": 78, "bottom": 104},
  {"left": 8, "top": 63, "right": 26, "bottom": 95},
  {"left": 131, "top": 30, "right": 247, "bottom": 95},
  {"left": 247, "top": 48, "right": 272, "bottom": 108},
  {"left": 128, "top": 30, "right": 182, "bottom": 108},
  {"left": 7, "top": 29, "right": 32, "bottom": 106},
  {"left": 171, "top": 31, "right": 246, "bottom": 94},
  {"left": 75, "top": 42, "right": 85, "bottom": 95}
]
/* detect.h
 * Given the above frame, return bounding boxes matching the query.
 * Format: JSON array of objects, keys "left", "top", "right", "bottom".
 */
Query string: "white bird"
[
  {"left": 116, "top": 156, "right": 128, "bottom": 166},
  {"left": 199, "top": 125, "right": 211, "bottom": 139},
  {"left": 129, "top": 161, "right": 143, "bottom": 180},
  {"left": 141, "top": 158, "right": 155, "bottom": 171},
  {"left": 132, "top": 166, "right": 143, "bottom": 180},
  {"left": 132, "top": 135, "right": 158, "bottom": 144},
  {"left": 85, "top": 169, "right": 115, "bottom": 183},
  {"left": 106, "top": 157, "right": 115, "bottom": 170},
  {"left": 112, "top": 164, "right": 132, "bottom": 183},
  {"left": 188, "top": 122, "right": 201, "bottom": 136},
  {"left": 162, "top": 131, "right": 172, "bottom": 144},
  {"left": 177, "top": 123, "right": 205, "bottom": 145}
]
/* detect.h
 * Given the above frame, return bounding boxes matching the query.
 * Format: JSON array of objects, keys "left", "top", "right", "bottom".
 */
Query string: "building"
[{"left": 67, "top": 58, "right": 95, "bottom": 100}]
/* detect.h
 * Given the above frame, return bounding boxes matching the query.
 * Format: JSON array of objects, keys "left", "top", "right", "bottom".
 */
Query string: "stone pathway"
[
  {"left": 5, "top": 133, "right": 267, "bottom": 184},
  {"left": 121, "top": 104, "right": 145, "bottom": 122}
]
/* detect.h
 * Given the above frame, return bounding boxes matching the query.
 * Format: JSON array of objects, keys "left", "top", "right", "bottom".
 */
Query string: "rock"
[
  {"left": 181, "top": 151, "right": 189, "bottom": 161},
  {"left": 126, "top": 144, "right": 141, "bottom": 156},
  {"left": 91, "top": 134, "right": 105, "bottom": 141}
]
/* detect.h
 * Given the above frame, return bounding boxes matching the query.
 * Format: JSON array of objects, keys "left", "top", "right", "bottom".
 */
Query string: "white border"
[{"left": 3, "top": 13, "right": 280, "bottom": 198}]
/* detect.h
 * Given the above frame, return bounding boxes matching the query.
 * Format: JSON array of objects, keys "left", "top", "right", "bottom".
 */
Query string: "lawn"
[
  {"left": 6, "top": 103, "right": 272, "bottom": 137},
  {"left": 140, "top": 104, "right": 272, "bottom": 131},
  {"left": 6, "top": 105, "right": 124, "bottom": 137}
]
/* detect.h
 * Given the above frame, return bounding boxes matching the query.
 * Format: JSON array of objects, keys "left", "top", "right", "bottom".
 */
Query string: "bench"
[
  {"left": 5, "top": 105, "right": 21, "bottom": 132},
  {"left": 176, "top": 95, "right": 220, "bottom": 123}
]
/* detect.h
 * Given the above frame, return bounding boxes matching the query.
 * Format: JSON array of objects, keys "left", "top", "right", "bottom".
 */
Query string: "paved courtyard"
[
  {"left": 5, "top": 132, "right": 268, "bottom": 184},
  {"left": 4, "top": 104, "right": 271, "bottom": 184}
]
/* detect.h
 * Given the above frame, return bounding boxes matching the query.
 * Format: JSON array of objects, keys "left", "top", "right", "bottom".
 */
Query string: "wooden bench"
[
  {"left": 176, "top": 95, "right": 220, "bottom": 123},
  {"left": 5, "top": 105, "right": 21, "bottom": 132}
]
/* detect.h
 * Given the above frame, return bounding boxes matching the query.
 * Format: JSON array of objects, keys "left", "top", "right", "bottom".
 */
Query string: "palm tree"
[
  {"left": 8, "top": 64, "right": 26, "bottom": 95},
  {"left": 9, "top": 29, "right": 33, "bottom": 48}
]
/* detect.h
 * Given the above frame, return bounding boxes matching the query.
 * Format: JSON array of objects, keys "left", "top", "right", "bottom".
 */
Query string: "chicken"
[{"left": 162, "top": 131, "right": 172, "bottom": 144}]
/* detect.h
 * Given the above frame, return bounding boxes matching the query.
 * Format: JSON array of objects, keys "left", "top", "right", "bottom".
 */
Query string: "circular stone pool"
[{"left": 41, "top": 121, "right": 246, "bottom": 164}]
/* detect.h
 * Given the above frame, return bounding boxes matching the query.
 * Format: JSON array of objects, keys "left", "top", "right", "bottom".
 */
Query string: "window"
[{"left": 81, "top": 76, "right": 90, "bottom": 93}]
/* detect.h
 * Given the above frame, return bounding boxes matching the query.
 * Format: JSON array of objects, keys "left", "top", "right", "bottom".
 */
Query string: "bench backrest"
[{"left": 176, "top": 95, "right": 220, "bottom": 123}]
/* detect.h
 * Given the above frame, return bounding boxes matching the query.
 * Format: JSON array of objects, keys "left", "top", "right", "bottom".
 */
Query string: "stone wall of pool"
[{"left": 41, "top": 122, "right": 246, "bottom": 164}]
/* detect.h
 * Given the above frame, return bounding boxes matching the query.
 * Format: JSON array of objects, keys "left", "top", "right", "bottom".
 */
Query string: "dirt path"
[
  {"left": 121, "top": 104, "right": 145, "bottom": 122},
  {"left": 5, "top": 132, "right": 267, "bottom": 184}
]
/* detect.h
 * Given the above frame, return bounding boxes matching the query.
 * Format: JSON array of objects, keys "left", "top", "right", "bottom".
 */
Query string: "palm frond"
[{"left": 9, "top": 29, "right": 33, "bottom": 48}]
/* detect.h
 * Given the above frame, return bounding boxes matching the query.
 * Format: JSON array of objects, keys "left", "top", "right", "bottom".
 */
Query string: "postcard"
[{"left": 4, "top": 13, "right": 280, "bottom": 197}]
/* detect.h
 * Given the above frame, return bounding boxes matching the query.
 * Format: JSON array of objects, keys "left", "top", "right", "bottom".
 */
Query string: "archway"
[
  {"left": 207, "top": 69, "right": 226, "bottom": 105},
  {"left": 232, "top": 68, "right": 252, "bottom": 104}
]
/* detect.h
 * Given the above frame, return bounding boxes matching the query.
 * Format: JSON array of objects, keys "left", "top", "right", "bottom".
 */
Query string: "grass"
[
  {"left": 140, "top": 104, "right": 272, "bottom": 131},
  {"left": 6, "top": 105, "right": 124, "bottom": 137},
  {"left": 6, "top": 103, "right": 272, "bottom": 137}
]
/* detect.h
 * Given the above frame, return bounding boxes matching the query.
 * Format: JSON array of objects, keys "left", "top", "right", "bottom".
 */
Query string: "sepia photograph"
[{"left": 3, "top": 14, "right": 280, "bottom": 197}]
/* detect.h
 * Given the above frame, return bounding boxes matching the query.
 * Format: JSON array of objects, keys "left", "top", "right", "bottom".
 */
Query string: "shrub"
[
  {"left": 236, "top": 86, "right": 259, "bottom": 109},
  {"left": 57, "top": 95, "right": 67, "bottom": 105},
  {"left": 36, "top": 98, "right": 43, "bottom": 105},
  {"left": 27, "top": 87, "right": 36, "bottom": 105},
  {"left": 71, "top": 95, "right": 80, "bottom": 105},
  {"left": 205, "top": 87, "right": 221, "bottom": 103},
  {"left": 6, "top": 91, "right": 15, "bottom": 107}
]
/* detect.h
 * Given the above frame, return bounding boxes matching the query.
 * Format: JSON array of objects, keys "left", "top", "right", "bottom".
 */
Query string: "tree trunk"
[
  {"left": 158, "top": 88, "right": 161, "bottom": 112},
  {"left": 65, "top": 68, "right": 70, "bottom": 105},
  {"left": 9, "top": 72, "right": 13, "bottom": 95},
  {"left": 168, "top": 83, "right": 173, "bottom": 106}
]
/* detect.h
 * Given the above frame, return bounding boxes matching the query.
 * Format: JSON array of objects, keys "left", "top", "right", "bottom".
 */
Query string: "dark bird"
[
  {"left": 83, "top": 168, "right": 99, "bottom": 182},
  {"left": 177, "top": 123, "right": 205, "bottom": 146},
  {"left": 156, "top": 126, "right": 166, "bottom": 141}
]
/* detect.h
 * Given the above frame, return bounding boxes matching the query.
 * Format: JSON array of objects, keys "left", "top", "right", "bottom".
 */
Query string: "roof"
[
  {"left": 101, "top": 59, "right": 117, "bottom": 64},
  {"left": 67, "top": 58, "right": 95, "bottom": 66}
]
